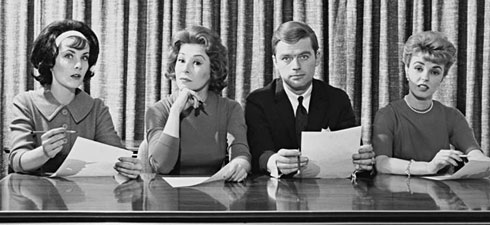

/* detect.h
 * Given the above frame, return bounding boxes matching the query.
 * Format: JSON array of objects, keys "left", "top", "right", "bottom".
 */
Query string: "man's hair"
[{"left": 271, "top": 21, "right": 319, "bottom": 55}]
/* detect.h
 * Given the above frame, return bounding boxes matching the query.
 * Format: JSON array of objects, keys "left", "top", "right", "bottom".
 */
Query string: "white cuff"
[{"left": 267, "top": 154, "right": 282, "bottom": 178}]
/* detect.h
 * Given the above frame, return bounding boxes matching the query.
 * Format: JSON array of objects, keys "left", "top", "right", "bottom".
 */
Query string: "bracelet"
[{"left": 405, "top": 159, "right": 414, "bottom": 177}]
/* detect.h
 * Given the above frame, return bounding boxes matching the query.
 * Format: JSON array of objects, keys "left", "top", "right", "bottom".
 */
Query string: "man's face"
[{"left": 273, "top": 37, "right": 320, "bottom": 94}]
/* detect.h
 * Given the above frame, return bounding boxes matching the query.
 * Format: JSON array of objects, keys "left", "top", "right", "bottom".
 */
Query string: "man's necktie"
[{"left": 295, "top": 96, "right": 308, "bottom": 146}]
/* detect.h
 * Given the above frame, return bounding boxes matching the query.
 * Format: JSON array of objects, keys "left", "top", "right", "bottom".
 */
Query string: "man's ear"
[{"left": 272, "top": 55, "right": 278, "bottom": 67}]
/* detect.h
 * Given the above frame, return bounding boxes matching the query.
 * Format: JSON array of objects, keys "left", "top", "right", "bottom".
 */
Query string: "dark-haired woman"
[{"left": 9, "top": 20, "right": 141, "bottom": 178}]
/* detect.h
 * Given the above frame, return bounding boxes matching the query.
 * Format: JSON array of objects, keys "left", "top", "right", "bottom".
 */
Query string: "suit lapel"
[
  {"left": 307, "top": 80, "right": 329, "bottom": 131},
  {"left": 273, "top": 80, "right": 297, "bottom": 143}
]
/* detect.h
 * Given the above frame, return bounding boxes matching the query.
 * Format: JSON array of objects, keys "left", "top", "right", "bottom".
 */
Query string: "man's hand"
[
  {"left": 352, "top": 145, "right": 375, "bottom": 171},
  {"left": 276, "top": 149, "right": 309, "bottom": 175}
]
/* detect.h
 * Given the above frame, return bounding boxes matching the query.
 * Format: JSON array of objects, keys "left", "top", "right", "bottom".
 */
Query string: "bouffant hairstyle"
[
  {"left": 166, "top": 26, "right": 228, "bottom": 94},
  {"left": 271, "top": 21, "right": 319, "bottom": 55},
  {"left": 403, "top": 31, "right": 457, "bottom": 77},
  {"left": 30, "top": 19, "right": 99, "bottom": 86}
]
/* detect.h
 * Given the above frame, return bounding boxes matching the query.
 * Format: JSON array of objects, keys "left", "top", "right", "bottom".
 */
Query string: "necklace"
[{"left": 404, "top": 96, "right": 433, "bottom": 114}]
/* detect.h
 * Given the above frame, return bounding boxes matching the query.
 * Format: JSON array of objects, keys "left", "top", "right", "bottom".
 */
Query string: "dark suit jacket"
[{"left": 245, "top": 78, "right": 356, "bottom": 174}]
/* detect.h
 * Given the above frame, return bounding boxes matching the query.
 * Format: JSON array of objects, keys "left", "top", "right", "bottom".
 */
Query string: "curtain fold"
[{"left": 1, "top": 0, "right": 489, "bottom": 174}]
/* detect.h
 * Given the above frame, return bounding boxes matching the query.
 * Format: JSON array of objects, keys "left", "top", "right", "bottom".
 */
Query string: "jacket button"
[
  {"left": 62, "top": 109, "right": 68, "bottom": 115},
  {"left": 62, "top": 124, "right": 68, "bottom": 129}
]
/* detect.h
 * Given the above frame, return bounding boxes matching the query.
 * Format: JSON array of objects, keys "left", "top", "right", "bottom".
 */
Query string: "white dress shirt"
[{"left": 267, "top": 82, "right": 313, "bottom": 177}]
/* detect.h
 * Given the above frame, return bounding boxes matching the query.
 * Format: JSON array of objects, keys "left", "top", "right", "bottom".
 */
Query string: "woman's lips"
[{"left": 417, "top": 84, "right": 429, "bottom": 91}]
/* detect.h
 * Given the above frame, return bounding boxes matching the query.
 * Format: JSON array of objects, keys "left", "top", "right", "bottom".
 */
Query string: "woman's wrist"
[
  {"left": 35, "top": 146, "right": 51, "bottom": 160},
  {"left": 231, "top": 156, "right": 251, "bottom": 172},
  {"left": 424, "top": 161, "right": 437, "bottom": 175},
  {"left": 18, "top": 147, "right": 49, "bottom": 172}
]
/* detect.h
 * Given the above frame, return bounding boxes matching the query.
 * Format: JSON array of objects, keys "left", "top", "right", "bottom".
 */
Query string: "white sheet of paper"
[
  {"left": 50, "top": 137, "right": 132, "bottom": 177},
  {"left": 162, "top": 167, "right": 228, "bottom": 188},
  {"left": 422, "top": 160, "right": 490, "bottom": 181},
  {"left": 298, "top": 126, "right": 362, "bottom": 178}
]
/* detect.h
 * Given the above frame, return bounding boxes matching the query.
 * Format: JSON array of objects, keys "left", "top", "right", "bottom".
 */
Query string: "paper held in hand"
[
  {"left": 50, "top": 137, "right": 132, "bottom": 177},
  {"left": 298, "top": 126, "right": 362, "bottom": 178},
  {"left": 422, "top": 160, "right": 490, "bottom": 181}
]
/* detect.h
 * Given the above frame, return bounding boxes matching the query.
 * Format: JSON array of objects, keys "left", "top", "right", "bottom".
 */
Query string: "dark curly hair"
[
  {"left": 30, "top": 19, "right": 99, "bottom": 86},
  {"left": 166, "top": 26, "right": 228, "bottom": 94}
]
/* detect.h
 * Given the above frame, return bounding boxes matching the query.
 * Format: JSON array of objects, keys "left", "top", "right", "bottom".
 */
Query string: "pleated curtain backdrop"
[{"left": 1, "top": 0, "right": 489, "bottom": 175}]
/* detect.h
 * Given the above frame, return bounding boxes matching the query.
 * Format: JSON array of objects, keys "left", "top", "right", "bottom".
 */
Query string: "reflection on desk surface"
[{"left": 1, "top": 173, "right": 490, "bottom": 211}]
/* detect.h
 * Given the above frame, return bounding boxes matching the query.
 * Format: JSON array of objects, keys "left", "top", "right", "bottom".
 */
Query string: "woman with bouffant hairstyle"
[
  {"left": 143, "top": 25, "right": 251, "bottom": 182},
  {"left": 9, "top": 19, "right": 141, "bottom": 179},
  {"left": 30, "top": 19, "right": 99, "bottom": 86},
  {"left": 373, "top": 31, "right": 490, "bottom": 176}
]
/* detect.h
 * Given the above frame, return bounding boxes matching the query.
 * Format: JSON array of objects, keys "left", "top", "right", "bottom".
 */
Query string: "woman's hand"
[
  {"left": 40, "top": 127, "right": 68, "bottom": 158},
  {"left": 427, "top": 149, "right": 465, "bottom": 174},
  {"left": 218, "top": 157, "right": 250, "bottom": 182},
  {"left": 352, "top": 144, "right": 375, "bottom": 171},
  {"left": 171, "top": 88, "right": 202, "bottom": 113},
  {"left": 115, "top": 157, "right": 142, "bottom": 179}
]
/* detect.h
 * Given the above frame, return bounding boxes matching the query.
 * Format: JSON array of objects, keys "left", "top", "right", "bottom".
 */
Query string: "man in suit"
[{"left": 245, "top": 21, "right": 374, "bottom": 177}]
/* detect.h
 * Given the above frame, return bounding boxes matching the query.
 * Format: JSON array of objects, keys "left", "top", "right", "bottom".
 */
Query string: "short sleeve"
[
  {"left": 448, "top": 108, "right": 481, "bottom": 153},
  {"left": 372, "top": 106, "right": 395, "bottom": 157}
]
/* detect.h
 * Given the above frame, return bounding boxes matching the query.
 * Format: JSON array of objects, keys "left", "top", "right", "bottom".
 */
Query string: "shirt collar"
[
  {"left": 31, "top": 88, "right": 95, "bottom": 123},
  {"left": 282, "top": 80, "right": 312, "bottom": 114}
]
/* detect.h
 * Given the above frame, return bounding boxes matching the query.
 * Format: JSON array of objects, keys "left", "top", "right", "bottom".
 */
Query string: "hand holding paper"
[
  {"left": 298, "top": 126, "right": 362, "bottom": 178},
  {"left": 51, "top": 137, "right": 132, "bottom": 177},
  {"left": 163, "top": 158, "right": 250, "bottom": 188},
  {"left": 218, "top": 157, "right": 249, "bottom": 182},
  {"left": 422, "top": 160, "right": 490, "bottom": 181}
]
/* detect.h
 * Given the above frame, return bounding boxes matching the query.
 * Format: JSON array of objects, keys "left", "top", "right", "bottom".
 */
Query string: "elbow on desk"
[{"left": 148, "top": 155, "right": 174, "bottom": 174}]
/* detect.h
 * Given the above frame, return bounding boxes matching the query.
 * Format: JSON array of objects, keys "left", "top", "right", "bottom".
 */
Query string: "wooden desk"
[{"left": 1, "top": 173, "right": 490, "bottom": 223}]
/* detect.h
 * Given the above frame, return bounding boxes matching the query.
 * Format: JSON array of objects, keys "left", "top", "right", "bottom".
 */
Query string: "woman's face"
[
  {"left": 175, "top": 44, "right": 211, "bottom": 92},
  {"left": 406, "top": 52, "right": 445, "bottom": 101},
  {"left": 51, "top": 37, "right": 90, "bottom": 91}
]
